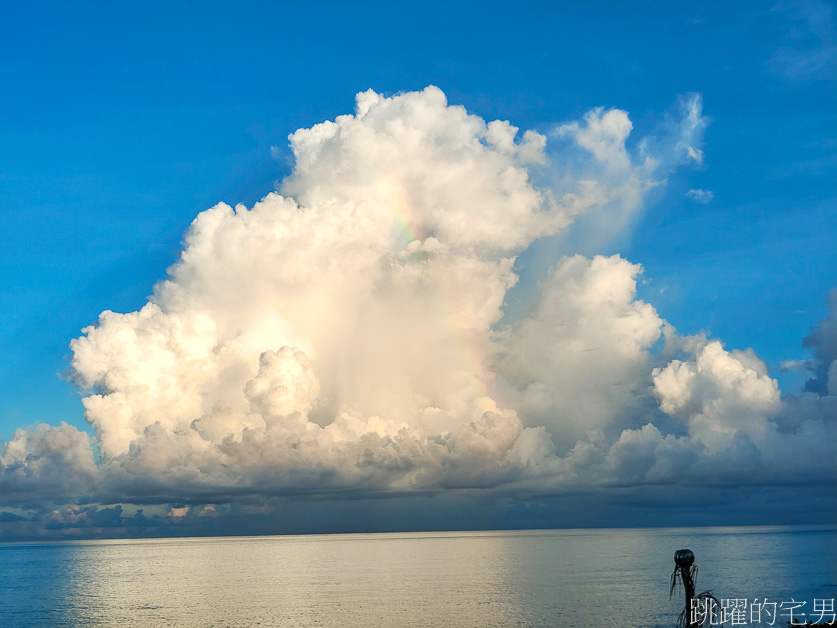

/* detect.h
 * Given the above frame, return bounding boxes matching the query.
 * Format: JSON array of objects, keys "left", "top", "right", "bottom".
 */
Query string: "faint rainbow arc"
[{"left": 370, "top": 176, "right": 497, "bottom": 415}]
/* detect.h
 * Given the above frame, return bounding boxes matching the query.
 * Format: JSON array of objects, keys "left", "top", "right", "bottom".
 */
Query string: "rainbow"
[{"left": 372, "top": 178, "right": 500, "bottom": 417}]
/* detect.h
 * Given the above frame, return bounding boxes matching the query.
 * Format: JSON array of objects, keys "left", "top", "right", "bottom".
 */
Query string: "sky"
[{"left": 0, "top": 1, "right": 835, "bottom": 540}]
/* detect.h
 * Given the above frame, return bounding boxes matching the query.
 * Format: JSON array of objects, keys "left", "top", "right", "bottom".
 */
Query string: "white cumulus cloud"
[
  {"left": 687, "top": 188, "right": 714, "bottom": 203},
  {"left": 1, "top": 87, "right": 834, "bottom": 534}
]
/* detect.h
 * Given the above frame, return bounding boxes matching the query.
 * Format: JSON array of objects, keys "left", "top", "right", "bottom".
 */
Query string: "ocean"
[{"left": 1, "top": 526, "right": 835, "bottom": 627}]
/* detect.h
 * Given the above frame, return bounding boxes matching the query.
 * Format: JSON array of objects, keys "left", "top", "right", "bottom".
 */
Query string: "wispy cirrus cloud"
[{"left": 768, "top": 0, "right": 837, "bottom": 80}]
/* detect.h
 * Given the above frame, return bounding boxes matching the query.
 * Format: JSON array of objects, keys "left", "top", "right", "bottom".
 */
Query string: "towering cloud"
[
  {"left": 496, "top": 254, "right": 664, "bottom": 445},
  {"left": 1, "top": 87, "right": 833, "bottom": 536},
  {"left": 803, "top": 288, "right": 837, "bottom": 395}
]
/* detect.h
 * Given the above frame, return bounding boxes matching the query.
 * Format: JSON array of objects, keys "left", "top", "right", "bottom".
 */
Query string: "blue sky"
[{"left": 0, "top": 1, "right": 834, "bottom": 537}]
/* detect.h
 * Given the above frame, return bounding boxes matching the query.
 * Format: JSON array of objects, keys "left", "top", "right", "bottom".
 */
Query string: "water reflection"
[
  {"left": 0, "top": 526, "right": 834, "bottom": 627},
  {"left": 55, "top": 533, "right": 526, "bottom": 626}
]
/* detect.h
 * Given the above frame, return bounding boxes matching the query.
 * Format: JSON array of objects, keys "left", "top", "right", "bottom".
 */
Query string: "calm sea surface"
[{"left": 1, "top": 526, "right": 835, "bottom": 627}]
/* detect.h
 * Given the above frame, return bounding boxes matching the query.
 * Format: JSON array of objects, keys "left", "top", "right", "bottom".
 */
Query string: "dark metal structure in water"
[{"left": 670, "top": 549, "right": 720, "bottom": 628}]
